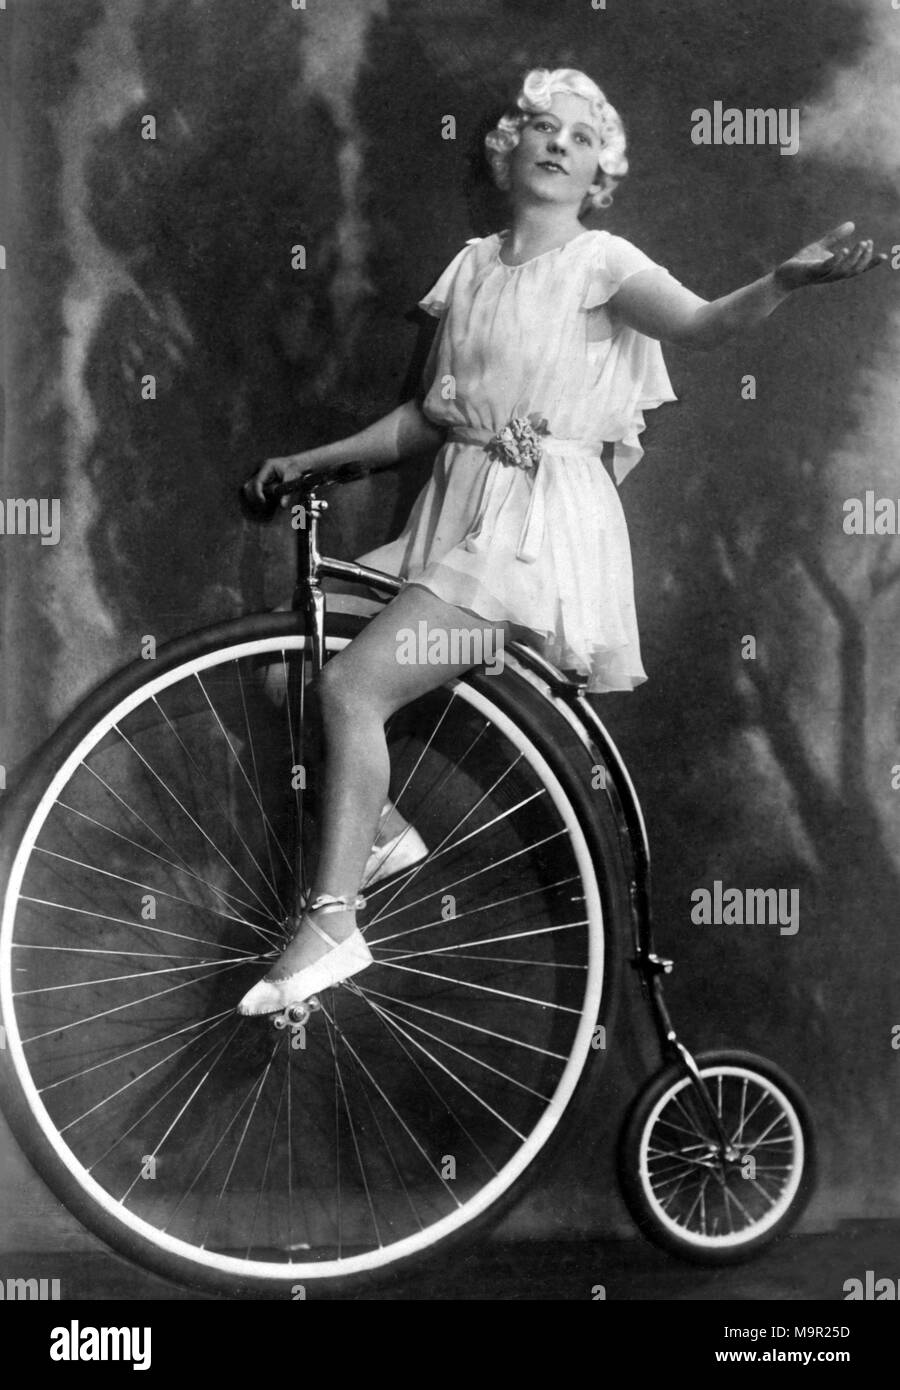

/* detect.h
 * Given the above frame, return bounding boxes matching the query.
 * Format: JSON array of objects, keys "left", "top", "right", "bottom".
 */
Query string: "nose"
[{"left": 546, "top": 129, "right": 567, "bottom": 154}]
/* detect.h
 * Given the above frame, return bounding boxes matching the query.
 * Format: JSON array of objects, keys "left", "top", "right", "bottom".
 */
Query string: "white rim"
[
  {"left": 1, "top": 633, "right": 606, "bottom": 1283},
  {"left": 637, "top": 1064, "right": 804, "bottom": 1247}
]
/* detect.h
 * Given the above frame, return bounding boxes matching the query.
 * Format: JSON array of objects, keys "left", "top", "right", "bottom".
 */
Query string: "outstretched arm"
[{"left": 609, "top": 222, "right": 887, "bottom": 349}]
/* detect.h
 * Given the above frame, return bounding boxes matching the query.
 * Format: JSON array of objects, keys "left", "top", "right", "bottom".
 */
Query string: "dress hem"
[{"left": 399, "top": 565, "right": 648, "bottom": 695}]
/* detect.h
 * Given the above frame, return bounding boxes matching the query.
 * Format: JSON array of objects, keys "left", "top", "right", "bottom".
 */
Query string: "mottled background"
[{"left": 1, "top": 0, "right": 898, "bottom": 1259}]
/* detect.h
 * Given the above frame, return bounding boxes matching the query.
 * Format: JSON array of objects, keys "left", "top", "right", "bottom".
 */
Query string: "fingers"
[
  {"left": 247, "top": 458, "right": 281, "bottom": 504},
  {"left": 823, "top": 237, "right": 884, "bottom": 281},
  {"left": 835, "top": 240, "right": 870, "bottom": 276},
  {"left": 819, "top": 220, "right": 856, "bottom": 250},
  {"left": 246, "top": 454, "right": 314, "bottom": 508},
  {"left": 250, "top": 464, "right": 269, "bottom": 504},
  {"left": 242, "top": 472, "right": 264, "bottom": 505},
  {"left": 811, "top": 239, "right": 858, "bottom": 281},
  {"left": 784, "top": 228, "right": 885, "bottom": 291}
]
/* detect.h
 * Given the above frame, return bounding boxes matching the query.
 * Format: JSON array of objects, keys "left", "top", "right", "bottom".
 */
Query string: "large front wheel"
[{"left": 0, "top": 612, "right": 627, "bottom": 1294}]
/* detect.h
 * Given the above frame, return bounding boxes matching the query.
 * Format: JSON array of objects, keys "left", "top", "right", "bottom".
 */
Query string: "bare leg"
[{"left": 261, "top": 583, "right": 511, "bottom": 982}]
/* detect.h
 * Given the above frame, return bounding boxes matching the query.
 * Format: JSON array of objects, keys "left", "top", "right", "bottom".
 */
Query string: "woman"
[{"left": 238, "top": 66, "right": 883, "bottom": 1015}]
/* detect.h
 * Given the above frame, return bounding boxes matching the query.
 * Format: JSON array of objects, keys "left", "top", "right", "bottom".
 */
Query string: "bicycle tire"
[
  {"left": 0, "top": 610, "right": 629, "bottom": 1295},
  {"left": 617, "top": 1049, "right": 816, "bottom": 1265}
]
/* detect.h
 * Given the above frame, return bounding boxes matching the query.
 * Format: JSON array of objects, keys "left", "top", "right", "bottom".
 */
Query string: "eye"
[{"left": 575, "top": 133, "right": 591, "bottom": 145}]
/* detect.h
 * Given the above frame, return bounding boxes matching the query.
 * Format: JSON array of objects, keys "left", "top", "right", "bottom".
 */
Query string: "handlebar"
[{"left": 238, "top": 455, "right": 402, "bottom": 521}]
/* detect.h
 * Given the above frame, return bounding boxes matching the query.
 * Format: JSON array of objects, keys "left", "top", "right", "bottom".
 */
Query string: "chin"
[{"left": 521, "top": 178, "right": 581, "bottom": 204}]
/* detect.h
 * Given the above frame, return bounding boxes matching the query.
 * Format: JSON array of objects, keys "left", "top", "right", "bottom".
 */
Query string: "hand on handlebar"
[
  {"left": 239, "top": 448, "right": 401, "bottom": 521},
  {"left": 245, "top": 454, "right": 312, "bottom": 508}
]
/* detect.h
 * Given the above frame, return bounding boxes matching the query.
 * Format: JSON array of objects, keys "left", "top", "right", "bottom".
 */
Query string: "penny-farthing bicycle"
[{"left": 0, "top": 458, "right": 816, "bottom": 1296}]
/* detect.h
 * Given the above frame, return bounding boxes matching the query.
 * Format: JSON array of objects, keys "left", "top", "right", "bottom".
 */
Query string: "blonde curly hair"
[{"left": 484, "top": 67, "right": 628, "bottom": 213}]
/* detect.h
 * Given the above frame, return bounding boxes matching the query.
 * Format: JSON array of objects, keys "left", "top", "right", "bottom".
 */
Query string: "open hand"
[{"left": 774, "top": 222, "right": 887, "bottom": 292}]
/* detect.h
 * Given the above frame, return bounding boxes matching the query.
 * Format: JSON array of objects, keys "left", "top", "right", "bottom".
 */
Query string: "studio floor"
[{"left": 2, "top": 1219, "right": 898, "bottom": 1301}]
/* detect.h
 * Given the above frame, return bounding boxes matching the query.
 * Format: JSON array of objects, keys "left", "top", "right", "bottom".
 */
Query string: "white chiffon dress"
[{"left": 357, "top": 228, "right": 680, "bottom": 693}]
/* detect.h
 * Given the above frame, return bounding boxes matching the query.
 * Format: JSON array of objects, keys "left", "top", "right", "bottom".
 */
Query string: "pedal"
[{"left": 274, "top": 996, "right": 321, "bottom": 1032}]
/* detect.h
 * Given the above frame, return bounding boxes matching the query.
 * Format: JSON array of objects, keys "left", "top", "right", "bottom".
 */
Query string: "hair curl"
[{"left": 484, "top": 67, "right": 628, "bottom": 213}]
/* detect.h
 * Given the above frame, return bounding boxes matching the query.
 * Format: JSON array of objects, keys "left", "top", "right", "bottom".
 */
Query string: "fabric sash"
[{"left": 446, "top": 424, "right": 600, "bottom": 564}]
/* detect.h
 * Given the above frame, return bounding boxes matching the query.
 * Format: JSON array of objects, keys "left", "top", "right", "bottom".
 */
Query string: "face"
[{"left": 507, "top": 91, "right": 602, "bottom": 208}]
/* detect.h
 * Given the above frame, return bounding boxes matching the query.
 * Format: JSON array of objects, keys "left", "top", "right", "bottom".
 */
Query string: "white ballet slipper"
[
  {"left": 237, "top": 894, "right": 370, "bottom": 1016},
  {"left": 364, "top": 825, "right": 429, "bottom": 886}
]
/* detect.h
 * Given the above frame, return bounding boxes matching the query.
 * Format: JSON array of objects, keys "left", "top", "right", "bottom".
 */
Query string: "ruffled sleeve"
[
  {"left": 605, "top": 332, "right": 679, "bottom": 485},
  {"left": 582, "top": 232, "right": 680, "bottom": 310},
  {"left": 417, "top": 238, "right": 482, "bottom": 317},
  {"left": 581, "top": 233, "right": 680, "bottom": 485}
]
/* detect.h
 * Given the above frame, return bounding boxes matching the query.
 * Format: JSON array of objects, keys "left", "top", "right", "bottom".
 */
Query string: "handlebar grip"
[
  {"left": 238, "top": 454, "right": 402, "bottom": 520},
  {"left": 237, "top": 479, "right": 280, "bottom": 523}
]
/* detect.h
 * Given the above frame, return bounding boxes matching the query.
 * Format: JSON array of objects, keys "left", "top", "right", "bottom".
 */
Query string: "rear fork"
[{"left": 556, "top": 677, "right": 732, "bottom": 1155}]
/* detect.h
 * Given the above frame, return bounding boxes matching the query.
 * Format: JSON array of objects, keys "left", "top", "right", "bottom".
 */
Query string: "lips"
[{"left": 536, "top": 160, "right": 567, "bottom": 174}]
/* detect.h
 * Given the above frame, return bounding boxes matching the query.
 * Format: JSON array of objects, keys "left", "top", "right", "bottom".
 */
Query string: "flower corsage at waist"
[{"left": 484, "top": 414, "right": 550, "bottom": 473}]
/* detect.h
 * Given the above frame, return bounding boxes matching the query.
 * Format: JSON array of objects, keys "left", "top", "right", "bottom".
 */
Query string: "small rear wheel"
[{"left": 617, "top": 1049, "right": 816, "bottom": 1264}]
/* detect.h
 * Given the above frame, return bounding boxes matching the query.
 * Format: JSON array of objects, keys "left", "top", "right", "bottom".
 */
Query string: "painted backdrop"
[{"left": 1, "top": 0, "right": 898, "bottom": 1252}]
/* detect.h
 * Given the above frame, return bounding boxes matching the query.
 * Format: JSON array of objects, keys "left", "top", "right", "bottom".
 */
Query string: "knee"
[{"left": 314, "top": 655, "right": 378, "bottom": 726}]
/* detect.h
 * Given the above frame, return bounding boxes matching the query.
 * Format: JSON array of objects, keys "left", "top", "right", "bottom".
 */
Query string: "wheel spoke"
[
  {"left": 154, "top": 693, "right": 288, "bottom": 916},
  {"left": 322, "top": 1007, "right": 383, "bottom": 1250},
  {"left": 355, "top": 986, "right": 552, "bottom": 1104},
  {"left": 17, "top": 896, "right": 259, "bottom": 956},
  {"left": 78, "top": 766, "right": 274, "bottom": 922},
  {"left": 370, "top": 784, "right": 544, "bottom": 920},
  {"left": 356, "top": 985, "right": 570, "bottom": 1061},
  {"left": 88, "top": 1017, "right": 242, "bottom": 1176},
  {"left": 112, "top": 723, "right": 280, "bottom": 924},
  {"left": 58, "top": 798, "right": 275, "bottom": 926},
  {"left": 343, "top": 990, "right": 501, "bottom": 1175},
  {"left": 381, "top": 918, "right": 588, "bottom": 964},
  {"left": 371, "top": 876, "right": 580, "bottom": 947},
  {"left": 59, "top": 1011, "right": 235, "bottom": 1135},
  {"left": 374, "top": 958, "right": 583, "bottom": 1015},
  {"left": 21, "top": 960, "right": 245, "bottom": 1044},
  {"left": 41, "top": 1007, "right": 236, "bottom": 1094},
  {"left": 368, "top": 829, "right": 569, "bottom": 927},
  {"left": 317, "top": 1002, "right": 464, "bottom": 1210}
]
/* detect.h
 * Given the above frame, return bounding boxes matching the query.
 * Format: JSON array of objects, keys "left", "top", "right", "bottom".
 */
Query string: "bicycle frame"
[{"left": 252, "top": 460, "right": 731, "bottom": 1147}]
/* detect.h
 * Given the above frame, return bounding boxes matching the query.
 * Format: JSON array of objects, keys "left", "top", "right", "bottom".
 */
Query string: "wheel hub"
[{"left": 272, "top": 996, "right": 322, "bottom": 1031}]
